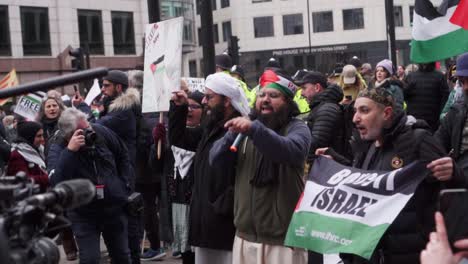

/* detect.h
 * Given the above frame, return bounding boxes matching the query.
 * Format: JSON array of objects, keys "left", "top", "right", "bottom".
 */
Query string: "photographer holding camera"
[{"left": 47, "top": 108, "right": 132, "bottom": 264}]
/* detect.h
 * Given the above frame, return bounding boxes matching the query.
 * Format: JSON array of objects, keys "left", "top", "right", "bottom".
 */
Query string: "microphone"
[
  {"left": 26, "top": 179, "right": 96, "bottom": 210},
  {"left": 230, "top": 134, "right": 246, "bottom": 152}
]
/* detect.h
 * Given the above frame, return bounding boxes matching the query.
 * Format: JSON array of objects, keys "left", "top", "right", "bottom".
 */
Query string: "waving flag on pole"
[
  {"left": 0, "top": 69, "right": 19, "bottom": 105},
  {"left": 410, "top": 0, "right": 468, "bottom": 63}
]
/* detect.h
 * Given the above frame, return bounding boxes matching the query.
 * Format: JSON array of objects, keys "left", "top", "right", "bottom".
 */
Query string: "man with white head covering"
[
  {"left": 169, "top": 72, "right": 249, "bottom": 264},
  {"left": 209, "top": 69, "right": 312, "bottom": 264}
]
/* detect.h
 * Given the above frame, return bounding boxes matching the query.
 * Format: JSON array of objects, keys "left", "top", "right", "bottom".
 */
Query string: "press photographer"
[{"left": 47, "top": 108, "right": 132, "bottom": 264}]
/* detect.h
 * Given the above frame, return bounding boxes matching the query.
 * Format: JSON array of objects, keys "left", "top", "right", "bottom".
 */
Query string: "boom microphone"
[{"left": 26, "top": 179, "right": 96, "bottom": 210}]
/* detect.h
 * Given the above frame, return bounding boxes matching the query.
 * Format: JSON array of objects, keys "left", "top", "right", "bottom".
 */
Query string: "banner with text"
[
  {"left": 285, "top": 157, "right": 427, "bottom": 259},
  {"left": 142, "top": 17, "right": 183, "bottom": 113},
  {"left": 182, "top": 77, "right": 205, "bottom": 93},
  {"left": 14, "top": 92, "right": 45, "bottom": 120}
]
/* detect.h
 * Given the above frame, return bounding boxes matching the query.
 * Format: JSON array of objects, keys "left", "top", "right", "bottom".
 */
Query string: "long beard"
[
  {"left": 253, "top": 103, "right": 291, "bottom": 131},
  {"left": 201, "top": 102, "right": 225, "bottom": 132}
]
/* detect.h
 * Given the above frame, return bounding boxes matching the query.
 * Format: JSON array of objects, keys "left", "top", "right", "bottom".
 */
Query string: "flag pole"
[{"left": 385, "top": 0, "right": 397, "bottom": 70}]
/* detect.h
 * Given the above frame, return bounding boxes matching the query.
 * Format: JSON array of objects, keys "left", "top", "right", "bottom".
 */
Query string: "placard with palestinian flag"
[
  {"left": 284, "top": 157, "right": 427, "bottom": 259},
  {"left": 410, "top": 0, "right": 468, "bottom": 63}
]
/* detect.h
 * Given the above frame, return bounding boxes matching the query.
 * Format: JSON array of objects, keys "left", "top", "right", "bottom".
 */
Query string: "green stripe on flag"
[
  {"left": 25, "top": 95, "right": 41, "bottom": 105},
  {"left": 410, "top": 28, "right": 468, "bottom": 63},
  {"left": 285, "top": 211, "right": 389, "bottom": 260}
]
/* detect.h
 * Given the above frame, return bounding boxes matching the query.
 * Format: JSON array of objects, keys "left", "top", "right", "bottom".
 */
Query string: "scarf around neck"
[
  {"left": 171, "top": 146, "right": 196, "bottom": 179},
  {"left": 12, "top": 142, "right": 46, "bottom": 169}
]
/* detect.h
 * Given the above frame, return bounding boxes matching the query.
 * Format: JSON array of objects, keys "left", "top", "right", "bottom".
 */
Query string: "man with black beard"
[
  {"left": 209, "top": 69, "right": 312, "bottom": 264},
  {"left": 168, "top": 72, "right": 250, "bottom": 264}
]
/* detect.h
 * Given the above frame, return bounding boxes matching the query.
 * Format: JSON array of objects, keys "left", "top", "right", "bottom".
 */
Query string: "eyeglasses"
[
  {"left": 204, "top": 94, "right": 216, "bottom": 101},
  {"left": 256, "top": 91, "right": 282, "bottom": 99},
  {"left": 188, "top": 104, "right": 202, "bottom": 110}
]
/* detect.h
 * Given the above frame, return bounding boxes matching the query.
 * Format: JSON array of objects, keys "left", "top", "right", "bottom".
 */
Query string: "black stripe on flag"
[{"left": 415, "top": 0, "right": 459, "bottom": 20}]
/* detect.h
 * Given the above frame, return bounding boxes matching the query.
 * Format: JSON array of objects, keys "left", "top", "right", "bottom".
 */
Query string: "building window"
[
  {"left": 222, "top": 21, "right": 232, "bottom": 42},
  {"left": 78, "top": 10, "right": 104, "bottom": 54},
  {"left": 394, "top": 6, "right": 403, "bottom": 27},
  {"left": 189, "top": 60, "right": 197, "bottom": 77},
  {"left": 410, "top": 6, "right": 415, "bottom": 26},
  {"left": 312, "top": 11, "right": 333, "bottom": 33},
  {"left": 343, "top": 8, "right": 364, "bottom": 30},
  {"left": 283, "top": 14, "right": 303, "bottom": 35},
  {"left": 253, "top": 16, "right": 274, "bottom": 38},
  {"left": 0, "top": 5, "right": 11, "bottom": 56},
  {"left": 252, "top": 0, "right": 272, "bottom": 3},
  {"left": 183, "top": 21, "right": 194, "bottom": 42},
  {"left": 221, "top": 0, "right": 230, "bottom": 8},
  {"left": 198, "top": 27, "right": 202, "bottom": 46},
  {"left": 293, "top": 56, "right": 304, "bottom": 69},
  {"left": 212, "top": 0, "right": 217, "bottom": 10},
  {"left": 20, "top": 6, "right": 51, "bottom": 56},
  {"left": 213, "top": 24, "right": 219, "bottom": 43},
  {"left": 111, "top": 11, "right": 135, "bottom": 55}
]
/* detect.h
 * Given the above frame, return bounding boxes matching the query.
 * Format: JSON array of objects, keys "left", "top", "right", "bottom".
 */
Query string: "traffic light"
[
  {"left": 69, "top": 47, "right": 85, "bottom": 71},
  {"left": 228, "top": 36, "right": 240, "bottom": 65}
]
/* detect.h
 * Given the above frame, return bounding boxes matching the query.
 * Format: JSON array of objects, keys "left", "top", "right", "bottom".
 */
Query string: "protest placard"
[
  {"left": 182, "top": 77, "right": 205, "bottom": 93},
  {"left": 142, "top": 17, "right": 183, "bottom": 113},
  {"left": 14, "top": 92, "right": 45, "bottom": 120}
]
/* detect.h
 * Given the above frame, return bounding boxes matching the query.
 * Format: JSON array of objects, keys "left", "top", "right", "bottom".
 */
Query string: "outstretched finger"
[{"left": 435, "top": 212, "right": 449, "bottom": 244}]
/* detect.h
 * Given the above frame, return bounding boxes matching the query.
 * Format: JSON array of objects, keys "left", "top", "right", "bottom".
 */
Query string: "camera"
[
  {"left": 83, "top": 127, "right": 97, "bottom": 146},
  {"left": 0, "top": 174, "right": 95, "bottom": 264}
]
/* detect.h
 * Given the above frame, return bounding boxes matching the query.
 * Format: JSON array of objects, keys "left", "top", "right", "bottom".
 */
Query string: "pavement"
[{"left": 58, "top": 239, "right": 182, "bottom": 264}]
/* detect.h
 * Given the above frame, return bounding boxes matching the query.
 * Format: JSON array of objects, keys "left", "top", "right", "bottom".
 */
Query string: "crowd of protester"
[{"left": 1, "top": 51, "right": 468, "bottom": 264}]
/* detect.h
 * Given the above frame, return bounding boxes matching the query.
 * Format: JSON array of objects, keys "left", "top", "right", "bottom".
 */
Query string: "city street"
[{"left": 59, "top": 239, "right": 181, "bottom": 264}]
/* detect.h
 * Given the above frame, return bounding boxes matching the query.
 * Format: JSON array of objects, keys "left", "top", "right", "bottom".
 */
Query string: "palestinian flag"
[{"left": 410, "top": 0, "right": 468, "bottom": 63}]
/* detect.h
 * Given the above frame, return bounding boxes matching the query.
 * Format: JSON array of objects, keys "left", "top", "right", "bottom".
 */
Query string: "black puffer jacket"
[
  {"left": 305, "top": 84, "right": 344, "bottom": 161},
  {"left": 341, "top": 113, "right": 465, "bottom": 264},
  {"left": 168, "top": 102, "right": 236, "bottom": 251},
  {"left": 404, "top": 70, "right": 449, "bottom": 132},
  {"left": 435, "top": 98, "right": 468, "bottom": 177}
]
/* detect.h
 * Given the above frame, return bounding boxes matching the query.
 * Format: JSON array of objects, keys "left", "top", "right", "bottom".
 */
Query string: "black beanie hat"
[
  {"left": 16, "top": 121, "right": 42, "bottom": 146},
  {"left": 188, "top": 90, "right": 204, "bottom": 105}
]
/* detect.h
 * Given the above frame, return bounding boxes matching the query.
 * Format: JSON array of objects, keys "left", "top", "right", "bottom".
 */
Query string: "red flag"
[{"left": 450, "top": 0, "right": 468, "bottom": 29}]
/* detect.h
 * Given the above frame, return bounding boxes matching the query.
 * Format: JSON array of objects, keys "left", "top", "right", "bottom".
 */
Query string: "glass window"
[
  {"left": 0, "top": 5, "right": 11, "bottom": 56},
  {"left": 343, "top": 8, "right": 364, "bottom": 30},
  {"left": 189, "top": 60, "right": 197, "bottom": 77},
  {"left": 212, "top": 0, "right": 217, "bottom": 10},
  {"left": 410, "top": 6, "right": 415, "bottom": 26},
  {"left": 394, "top": 6, "right": 403, "bottom": 27},
  {"left": 312, "top": 11, "right": 333, "bottom": 33},
  {"left": 253, "top": 16, "right": 274, "bottom": 38},
  {"left": 20, "top": 6, "right": 51, "bottom": 56},
  {"left": 293, "top": 56, "right": 304, "bottom": 69},
  {"left": 252, "top": 0, "right": 272, "bottom": 3},
  {"left": 183, "top": 21, "right": 194, "bottom": 42},
  {"left": 222, "top": 21, "right": 232, "bottom": 42},
  {"left": 283, "top": 14, "right": 303, "bottom": 35},
  {"left": 111, "top": 11, "right": 135, "bottom": 55},
  {"left": 221, "top": 0, "right": 230, "bottom": 8},
  {"left": 77, "top": 10, "right": 104, "bottom": 54},
  {"left": 213, "top": 24, "right": 219, "bottom": 43}
]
